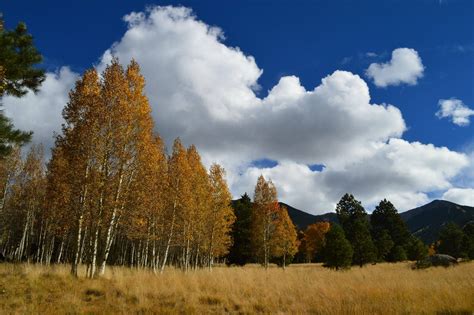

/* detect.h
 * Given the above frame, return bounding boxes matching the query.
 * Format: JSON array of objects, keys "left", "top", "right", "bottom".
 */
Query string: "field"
[{"left": 0, "top": 262, "right": 473, "bottom": 314}]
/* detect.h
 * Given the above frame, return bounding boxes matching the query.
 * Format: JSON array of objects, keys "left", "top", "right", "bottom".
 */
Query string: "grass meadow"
[{"left": 0, "top": 262, "right": 473, "bottom": 314}]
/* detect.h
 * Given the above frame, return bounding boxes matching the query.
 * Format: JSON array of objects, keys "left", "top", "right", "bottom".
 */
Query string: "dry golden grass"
[{"left": 0, "top": 262, "right": 473, "bottom": 314}]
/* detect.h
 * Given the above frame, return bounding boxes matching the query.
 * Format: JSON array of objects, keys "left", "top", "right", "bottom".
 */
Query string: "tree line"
[{"left": 227, "top": 193, "right": 431, "bottom": 269}]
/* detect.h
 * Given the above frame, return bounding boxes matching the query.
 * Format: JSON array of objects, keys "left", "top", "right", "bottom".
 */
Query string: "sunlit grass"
[{"left": 0, "top": 262, "right": 473, "bottom": 314}]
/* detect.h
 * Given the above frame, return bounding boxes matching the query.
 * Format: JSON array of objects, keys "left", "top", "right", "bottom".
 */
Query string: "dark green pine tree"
[
  {"left": 0, "top": 19, "right": 45, "bottom": 97},
  {"left": 335, "top": 193, "right": 366, "bottom": 230},
  {"left": 390, "top": 245, "right": 407, "bottom": 261},
  {"left": 461, "top": 222, "right": 474, "bottom": 259},
  {"left": 374, "top": 229, "right": 394, "bottom": 261},
  {"left": 227, "top": 193, "right": 254, "bottom": 265},
  {"left": 406, "top": 236, "right": 428, "bottom": 261},
  {"left": 437, "top": 222, "right": 466, "bottom": 259},
  {"left": 370, "top": 199, "right": 411, "bottom": 261},
  {"left": 322, "top": 224, "right": 353, "bottom": 270},
  {"left": 351, "top": 219, "right": 377, "bottom": 267},
  {"left": 335, "top": 194, "right": 376, "bottom": 266},
  {"left": 0, "top": 16, "right": 45, "bottom": 156}
]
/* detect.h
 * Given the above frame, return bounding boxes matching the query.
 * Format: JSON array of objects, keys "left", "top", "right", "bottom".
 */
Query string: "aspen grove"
[{"left": 0, "top": 60, "right": 245, "bottom": 277}]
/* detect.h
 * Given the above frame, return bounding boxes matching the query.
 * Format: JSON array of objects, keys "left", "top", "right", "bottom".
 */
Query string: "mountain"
[
  {"left": 281, "top": 200, "right": 474, "bottom": 244},
  {"left": 280, "top": 202, "right": 337, "bottom": 231},
  {"left": 399, "top": 200, "right": 474, "bottom": 244}
]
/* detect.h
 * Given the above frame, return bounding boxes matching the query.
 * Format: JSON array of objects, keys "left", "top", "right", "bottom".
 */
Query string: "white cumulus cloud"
[
  {"left": 436, "top": 98, "right": 474, "bottom": 126},
  {"left": 442, "top": 188, "right": 474, "bottom": 206},
  {"left": 2, "top": 6, "right": 470, "bottom": 214},
  {"left": 366, "top": 48, "right": 424, "bottom": 87},
  {"left": 3, "top": 67, "right": 78, "bottom": 151}
]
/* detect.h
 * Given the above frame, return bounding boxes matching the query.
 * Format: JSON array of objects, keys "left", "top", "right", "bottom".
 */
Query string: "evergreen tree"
[
  {"left": 0, "top": 17, "right": 45, "bottom": 156},
  {"left": 406, "top": 236, "right": 428, "bottom": 261},
  {"left": 351, "top": 219, "right": 377, "bottom": 267},
  {"left": 0, "top": 19, "right": 45, "bottom": 97},
  {"left": 390, "top": 245, "right": 407, "bottom": 261},
  {"left": 370, "top": 199, "right": 410, "bottom": 261},
  {"left": 227, "top": 193, "right": 253, "bottom": 265},
  {"left": 374, "top": 229, "right": 394, "bottom": 261},
  {"left": 461, "top": 222, "right": 474, "bottom": 259},
  {"left": 322, "top": 224, "right": 353, "bottom": 270},
  {"left": 437, "top": 222, "right": 466, "bottom": 259},
  {"left": 335, "top": 193, "right": 366, "bottom": 230},
  {"left": 335, "top": 194, "right": 376, "bottom": 266}
]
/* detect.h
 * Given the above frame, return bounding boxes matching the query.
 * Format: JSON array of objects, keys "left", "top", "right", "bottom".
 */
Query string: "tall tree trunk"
[
  {"left": 71, "top": 213, "right": 84, "bottom": 276},
  {"left": 160, "top": 199, "right": 177, "bottom": 273}
]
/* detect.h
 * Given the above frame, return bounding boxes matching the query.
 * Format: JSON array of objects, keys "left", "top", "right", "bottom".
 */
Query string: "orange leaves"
[{"left": 302, "top": 221, "right": 331, "bottom": 262}]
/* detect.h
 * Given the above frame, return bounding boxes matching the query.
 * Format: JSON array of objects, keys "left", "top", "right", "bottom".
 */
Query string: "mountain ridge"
[{"left": 279, "top": 199, "right": 474, "bottom": 244}]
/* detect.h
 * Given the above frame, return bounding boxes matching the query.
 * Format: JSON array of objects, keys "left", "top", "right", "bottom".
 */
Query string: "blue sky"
[{"left": 2, "top": 0, "right": 473, "bottom": 212}]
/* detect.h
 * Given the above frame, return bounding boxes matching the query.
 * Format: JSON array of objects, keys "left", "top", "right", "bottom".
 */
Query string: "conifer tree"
[
  {"left": 406, "top": 236, "right": 428, "bottom": 261},
  {"left": 371, "top": 199, "right": 410, "bottom": 261},
  {"left": 437, "top": 222, "right": 466, "bottom": 258},
  {"left": 373, "top": 229, "right": 394, "bottom": 261},
  {"left": 335, "top": 194, "right": 376, "bottom": 266},
  {"left": 322, "top": 224, "right": 353, "bottom": 270},
  {"left": 351, "top": 219, "right": 377, "bottom": 267},
  {"left": 228, "top": 193, "right": 253, "bottom": 265},
  {"left": 0, "top": 17, "right": 45, "bottom": 156}
]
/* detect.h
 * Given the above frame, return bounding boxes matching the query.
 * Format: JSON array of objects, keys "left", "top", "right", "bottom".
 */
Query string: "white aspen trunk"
[
  {"left": 99, "top": 207, "right": 117, "bottom": 275},
  {"left": 35, "top": 221, "right": 44, "bottom": 263},
  {"left": 39, "top": 228, "right": 47, "bottom": 264},
  {"left": 79, "top": 226, "right": 88, "bottom": 265},
  {"left": 71, "top": 213, "right": 83, "bottom": 276},
  {"left": 72, "top": 164, "right": 89, "bottom": 276},
  {"left": 16, "top": 213, "right": 30, "bottom": 261},
  {"left": 99, "top": 172, "right": 124, "bottom": 275},
  {"left": 131, "top": 242, "right": 135, "bottom": 267},
  {"left": 144, "top": 225, "right": 150, "bottom": 268},
  {"left": 0, "top": 173, "right": 11, "bottom": 214},
  {"left": 208, "top": 225, "right": 215, "bottom": 271},
  {"left": 160, "top": 199, "right": 177, "bottom": 273},
  {"left": 90, "top": 191, "right": 104, "bottom": 278},
  {"left": 57, "top": 238, "right": 65, "bottom": 264},
  {"left": 185, "top": 238, "right": 191, "bottom": 272},
  {"left": 90, "top": 225, "right": 100, "bottom": 278}
]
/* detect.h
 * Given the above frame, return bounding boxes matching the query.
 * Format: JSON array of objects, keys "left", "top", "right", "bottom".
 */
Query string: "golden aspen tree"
[
  {"left": 271, "top": 205, "right": 299, "bottom": 269},
  {"left": 302, "top": 222, "right": 331, "bottom": 262},
  {"left": 2, "top": 145, "right": 45, "bottom": 261},
  {"left": 0, "top": 146, "right": 21, "bottom": 215},
  {"left": 205, "top": 163, "right": 235, "bottom": 269},
  {"left": 251, "top": 175, "right": 279, "bottom": 268},
  {"left": 48, "top": 68, "right": 102, "bottom": 277},
  {"left": 186, "top": 145, "right": 211, "bottom": 270},
  {"left": 47, "top": 59, "right": 166, "bottom": 277},
  {"left": 126, "top": 135, "right": 167, "bottom": 271},
  {"left": 161, "top": 138, "right": 192, "bottom": 272},
  {"left": 97, "top": 60, "right": 159, "bottom": 275}
]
